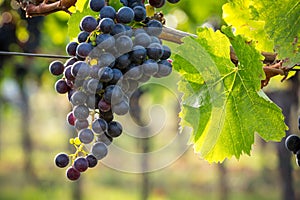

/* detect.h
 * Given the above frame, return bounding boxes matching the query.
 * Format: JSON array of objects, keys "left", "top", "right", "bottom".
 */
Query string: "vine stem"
[
  {"left": 160, "top": 26, "right": 278, "bottom": 64},
  {"left": 0, "top": 51, "right": 71, "bottom": 59}
]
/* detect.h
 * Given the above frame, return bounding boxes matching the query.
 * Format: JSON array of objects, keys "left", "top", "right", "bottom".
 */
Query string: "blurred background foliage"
[{"left": 0, "top": 0, "right": 299, "bottom": 200}]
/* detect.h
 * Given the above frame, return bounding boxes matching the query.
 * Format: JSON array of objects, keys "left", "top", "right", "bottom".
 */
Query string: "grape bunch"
[
  {"left": 49, "top": 0, "right": 180, "bottom": 181},
  {"left": 285, "top": 133, "right": 300, "bottom": 167}
]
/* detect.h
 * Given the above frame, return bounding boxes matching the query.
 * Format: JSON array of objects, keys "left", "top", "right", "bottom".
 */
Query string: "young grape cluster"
[
  {"left": 285, "top": 133, "right": 300, "bottom": 167},
  {"left": 49, "top": 0, "right": 180, "bottom": 181}
]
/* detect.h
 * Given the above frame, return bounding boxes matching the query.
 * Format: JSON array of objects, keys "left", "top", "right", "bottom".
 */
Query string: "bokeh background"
[{"left": 0, "top": 0, "right": 299, "bottom": 199}]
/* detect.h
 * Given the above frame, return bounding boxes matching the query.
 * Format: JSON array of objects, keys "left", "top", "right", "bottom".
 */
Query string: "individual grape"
[
  {"left": 77, "top": 31, "right": 90, "bottom": 43},
  {"left": 146, "top": 19, "right": 163, "bottom": 36},
  {"left": 112, "top": 100, "right": 129, "bottom": 115},
  {"left": 55, "top": 79, "right": 70, "bottom": 94},
  {"left": 55, "top": 153, "right": 70, "bottom": 168},
  {"left": 149, "top": 0, "right": 165, "bottom": 8},
  {"left": 49, "top": 60, "right": 65, "bottom": 76},
  {"left": 133, "top": 32, "right": 151, "bottom": 47},
  {"left": 285, "top": 134, "right": 300, "bottom": 153},
  {"left": 134, "top": 28, "right": 146, "bottom": 36},
  {"left": 167, "top": 0, "right": 180, "bottom": 3},
  {"left": 92, "top": 118, "right": 108, "bottom": 133},
  {"left": 142, "top": 59, "right": 158, "bottom": 76},
  {"left": 99, "top": 18, "right": 115, "bottom": 34},
  {"left": 89, "top": 0, "right": 105, "bottom": 12},
  {"left": 70, "top": 91, "right": 87, "bottom": 106},
  {"left": 115, "top": 54, "right": 131, "bottom": 69},
  {"left": 154, "top": 59, "right": 172, "bottom": 77},
  {"left": 97, "top": 133, "right": 113, "bottom": 146},
  {"left": 147, "top": 43, "right": 164, "bottom": 60},
  {"left": 67, "top": 112, "right": 76, "bottom": 126},
  {"left": 104, "top": 85, "right": 123, "bottom": 104},
  {"left": 86, "top": 95, "right": 97, "bottom": 109},
  {"left": 96, "top": 83, "right": 104, "bottom": 94},
  {"left": 91, "top": 142, "right": 108, "bottom": 160},
  {"left": 74, "top": 157, "right": 89, "bottom": 172},
  {"left": 111, "top": 23, "right": 126, "bottom": 36},
  {"left": 73, "top": 79, "right": 85, "bottom": 89},
  {"left": 98, "top": 99, "right": 111, "bottom": 112},
  {"left": 110, "top": 68, "right": 123, "bottom": 84},
  {"left": 86, "top": 78, "right": 99, "bottom": 94},
  {"left": 116, "top": 6, "right": 135, "bottom": 24},
  {"left": 133, "top": 6, "right": 146, "bottom": 22},
  {"left": 100, "top": 110, "right": 114, "bottom": 122},
  {"left": 66, "top": 166, "right": 81, "bottom": 181},
  {"left": 78, "top": 128, "right": 94, "bottom": 144},
  {"left": 71, "top": 61, "right": 90, "bottom": 79},
  {"left": 76, "top": 42, "right": 93, "bottom": 58},
  {"left": 73, "top": 105, "right": 90, "bottom": 120},
  {"left": 80, "top": 16, "right": 98, "bottom": 33},
  {"left": 64, "top": 66, "right": 75, "bottom": 81},
  {"left": 98, "top": 52, "right": 115, "bottom": 67},
  {"left": 124, "top": 24, "right": 134, "bottom": 37},
  {"left": 125, "top": 65, "right": 143, "bottom": 80},
  {"left": 86, "top": 154, "right": 98, "bottom": 168},
  {"left": 100, "top": 6, "right": 116, "bottom": 19},
  {"left": 107, "top": 121, "right": 123, "bottom": 137},
  {"left": 75, "top": 119, "right": 89, "bottom": 130},
  {"left": 151, "top": 36, "right": 162, "bottom": 44},
  {"left": 161, "top": 45, "right": 171, "bottom": 60},
  {"left": 98, "top": 66, "right": 114, "bottom": 82},
  {"left": 66, "top": 42, "right": 78, "bottom": 56},
  {"left": 96, "top": 33, "right": 116, "bottom": 50},
  {"left": 65, "top": 57, "right": 78, "bottom": 67},
  {"left": 116, "top": 35, "right": 133, "bottom": 54},
  {"left": 130, "top": 45, "right": 147, "bottom": 64}
]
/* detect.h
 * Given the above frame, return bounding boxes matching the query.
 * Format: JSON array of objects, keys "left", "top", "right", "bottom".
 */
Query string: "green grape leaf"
[
  {"left": 67, "top": 0, "right": 98, "bottom": 40},
  {"left": 223, "top": 0, "right": 300, "bottom": 67},
  {"left": 174, "top": 27, "right": 287, "bottom": 163}
]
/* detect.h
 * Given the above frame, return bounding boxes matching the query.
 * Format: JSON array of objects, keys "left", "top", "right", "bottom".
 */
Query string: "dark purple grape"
[
  {"left": 100, "top": 110, "right": 114, "bottom": 122},
  {"left": 115, "top": 54, "right": 131, "bottom": 69},
  {"left": 154, "top": 59, "right": 172, "bottom": 77},
  {"left": 285, "top": 134, "right": 300, "bottom": 153},
  {"left": 116, "top": 35, "right": 133, "bottom": 54},
  {"left": 110, "top": 68, "right": 123, "bottom": 84},
  {"left": 133, "top": 6, "right": 146, "bottom": 22},
  {"left": 107, "top": 121, "right": 123, "bottom": 137},
  {"left": 116, "top": 6, "right": 134, "bottom": 24},
  {"left": 66, "top": 42, "right": 78, "bottom": 56},
  {"left": 98, "top": 99, "right": 111, "bottom": 112},
  {"left": 167, "top": 0, "right": 180, "bottom": 3},
  {"left": 78, "top": 128, "right": 94, "bottom": 144},
  {"left": 55, "top": 79, "right": 70, "bottom": 94},
  {"left": 142, "top": 59, "right": 158, "bottom": 76},
  {"left": 76, "top": 42, "right": 93, "bottom": 58},
  {"left": 49, "top": 60, "right": 65, "bottom": 76},
  {"left": 89, "top": 0, "right": 105, "bottom": 12},
  {"left": 112, "top": 100, "right": 129, "bottom": 115},
  {"left": 65, "top": 57, "right": 78, "bottom": 67},
  {"left": 70, "top": 91, "right": 87, "bottom": 106},
  {"left": 133, "top": 32, "right": 151, "bottom": 47},
  {"left": 80, "top": 16, "right": 98, "bottom": 32},
  {"left": 55, "top": 153, "right": 70, "bottom": 168},
  {"left": 64, "top": 66, "right": 75, "bottom": 81},
  {"left": 98, "top": 66, "right": 114, "bottom": 82},
  {"left": 86, "top": 154, "right": 98, "bottom": 168},
  {"left": 67, "top": 112, "right": 76, "bottom": 126},
  {"left": 74, "top": 157, "right": 89, "bottom": 172},
  {"left": 111, "top": 23, "right": 126, "bottom": 36},
  {"left": 75, "top": 119, "right": 89, "bottom": 130},
  {"left": 125, "top": 65, "right": 143, "bottom": 80},
  {"left": 66, "top": 167, "right": 81, "bottom": 181},
  {"left": 96, "top": 33, "right": 116, "bottom": 50},
  {"left": 100, "top": 6, "right": 116, "bottom": 19},
  {"left": 149, "top": 0, "right": 165, "bottom": 8},
  {"left": 73, "top": 105, "right": 90, "bottom": 120},
  {"left": 130, "top": 45, "right": 147, "bottom": 64},
  {"left": 92, "top": 118, "right": 108, "bottom": 133},
  {"left": 91, "top": 142, "right": 108, "bottom": 160},
  {"left": 77, "top": 31, "right": 90, "bottom": 43},
  {"left": 161, "top": 45, "right": 171, "bottom": 59},
  {"left": 99, "top": 18, "right": 115, "bottom": 33},
  {"left": 98, "top": 52, "right": 115, "bottom": 67},
  {"left": 147, "top": 43, "right": 164, "bottom": 60},
  {"left": 97, "top": 133, "right": 113, "bottom": 146},
  {"left": 146, "top": 19, "right": 163, "bottom": 36}
]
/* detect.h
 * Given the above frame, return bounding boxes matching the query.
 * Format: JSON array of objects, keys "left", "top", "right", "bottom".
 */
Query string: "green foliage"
[
  {"left": 173, "top": 28, "right": 287, "bottom": 162},
  {"left": 223, "top": 0, "right": 300, "bottom": 67}
]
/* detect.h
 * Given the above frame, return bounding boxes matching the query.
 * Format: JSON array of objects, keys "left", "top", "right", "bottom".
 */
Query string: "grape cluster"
[
  {"left": 285, "top": 134, "right": 300, "bottom": 167},
  {"left": 49, "top": 0, "right": 180, "bottom": 181}
]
